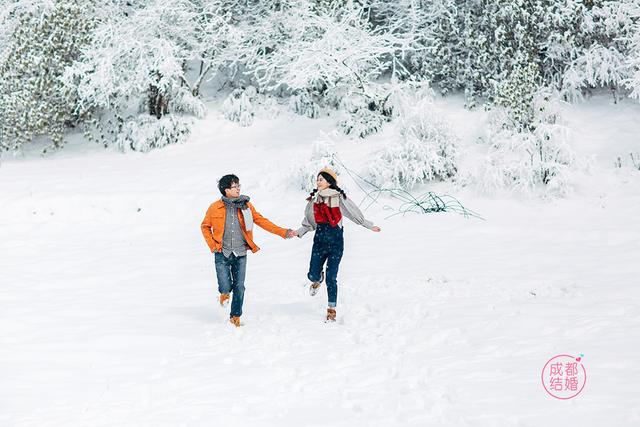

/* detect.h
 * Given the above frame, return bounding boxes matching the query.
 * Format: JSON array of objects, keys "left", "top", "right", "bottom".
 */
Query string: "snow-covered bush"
[
  {"left": 222, "top": 86, "right": 281, "bottom": 126},
  {"left": 492, "top": 63, "right": 541, "bottom": 132},
  {"left": 289, "top": 90, "right": 320, "bottom": 118},
  {"left": 338, "top": 107, "right": 388, "bottom": 139},
  {"left": 563, "top": 46, "right": 629, "bottom": 102},
  {"left": 253, "top": 93, "right": 281, "bottom": 120},
  {"left": 288, "top": 134, "right": 340, "bottom": 193},
  {"left": 614, "top": 153, "right": 640, "bottom": 171},
  {"left": 222, "top": 88, "right": 255, "bottom": 126},
  {"left": 115, "top": 115, "right": 192, "bottom": 153},
  {"left": 335, "top": 85, "right": 395, "bottom": 138},
  {"left": 383, "top": 79, "right": 434, "bottom": 121},
  {"left": 479, "top": 86, "right": 575, "bottom": 196},
  {"left": 0, "top": 1, "right": 92, "bottom": 152},
  {"left": 479, "top": 131, "right": 574, "bottom": 196},
  {"left": 368, "top": 88, "right": 459, "bottom": 189}
]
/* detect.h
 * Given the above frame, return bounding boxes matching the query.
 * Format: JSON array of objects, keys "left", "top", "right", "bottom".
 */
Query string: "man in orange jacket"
[{"left": 201, "top": 174, "right": 296, "bottom": 327}]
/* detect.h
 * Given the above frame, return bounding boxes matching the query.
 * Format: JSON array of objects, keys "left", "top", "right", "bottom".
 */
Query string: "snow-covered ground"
[{"left": 1, "top": 96, "right": 639, "bottom": 426}]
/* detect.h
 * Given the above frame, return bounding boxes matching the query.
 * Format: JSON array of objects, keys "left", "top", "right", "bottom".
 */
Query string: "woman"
[{"left": 296, "top": 167, "right": 381, "bottom": 322}]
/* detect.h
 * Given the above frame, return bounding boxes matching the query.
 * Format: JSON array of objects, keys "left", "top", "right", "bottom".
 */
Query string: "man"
[{"left": 200, "top": 174, "right": 296, "bottom": 327}]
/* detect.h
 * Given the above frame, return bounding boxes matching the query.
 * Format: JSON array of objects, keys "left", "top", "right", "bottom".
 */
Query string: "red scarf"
[{"left": 312, "top": 188, "right": 342, "bottom": 227}]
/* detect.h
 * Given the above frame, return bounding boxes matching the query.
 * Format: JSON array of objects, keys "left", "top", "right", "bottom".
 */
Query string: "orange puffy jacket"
[{"left": 200, "top": 200, "right": 288, "bottom": 253}]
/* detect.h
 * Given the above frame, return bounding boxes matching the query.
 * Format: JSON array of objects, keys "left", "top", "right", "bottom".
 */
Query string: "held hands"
[
  {"left": 286, "top": 228, "right": 378, "bottom": 237},
  {"left": 285, "top": 229, "right": 298, "bottom": 238}
]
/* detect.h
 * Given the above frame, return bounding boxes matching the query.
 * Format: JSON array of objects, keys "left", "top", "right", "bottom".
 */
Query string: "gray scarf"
[
  {"left": 314, "top": 188, "right": 341, "bottom": 207},
  {"left": 222, "top": 195, "right": 253, "bottom": 231}
]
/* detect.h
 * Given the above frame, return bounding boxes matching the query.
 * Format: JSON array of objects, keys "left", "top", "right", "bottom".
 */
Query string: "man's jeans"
[
  {"left": 214, "top": 252, "right": 247, "bottom": 317},
  {"left": 307, "top": 223, "right": 344, "bottom": 307}
]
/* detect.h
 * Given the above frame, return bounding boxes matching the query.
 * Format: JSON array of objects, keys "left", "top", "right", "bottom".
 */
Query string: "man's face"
[{"left": 224, "top": 182, "right": 241, "bottom": 198}]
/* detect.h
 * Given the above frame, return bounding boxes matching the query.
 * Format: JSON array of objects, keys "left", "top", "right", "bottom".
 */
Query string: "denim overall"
[{"left": 307, "top": 223, "right": 344, "bottom": 307}]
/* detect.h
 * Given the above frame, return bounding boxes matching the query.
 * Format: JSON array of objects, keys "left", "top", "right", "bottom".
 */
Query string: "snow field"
[{"left": 1, "top": 100, "right": 640, "bottom": 426}]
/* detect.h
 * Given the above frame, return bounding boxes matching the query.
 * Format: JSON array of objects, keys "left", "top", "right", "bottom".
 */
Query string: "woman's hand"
[
  {"left": 372, "top": 226, "right": 381, "bottom": 232},
  {"left": 286, "top": 229, "right": 298, "bottom": 238}
]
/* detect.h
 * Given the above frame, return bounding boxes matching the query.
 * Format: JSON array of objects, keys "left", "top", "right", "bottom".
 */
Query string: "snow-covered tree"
[
  {"left": 200, "top": 0, "right": 304, "bottom": 91},
  {"left": 279, "top": 3, "right": 391, "bottom": 90},
  {"left": 62, "top": 0, "right": 241, "bottom": 150},
  {"left": 245, "top": 1, "right": 409, "bottom": 115},
  {"left": 3, "top": 0, "right": 637, "bottom": 154},
  {"left": 65, "top": 0, "right": 211, "bottom": 119},
  {"left": 189, "top": 0, "right": 412, "bottom": 136},
  {"left": 411, "top": 0, "right": 551, "bottom": 106},
  {"left": 396, "top": 0, "right": 458, "bottom": 86},
  {"left": 624, "top": 2, "right": 640, "bottom": 99},
  {"left": 369, "top": 0, "right": 637, "bottom": 107},
  {"left": 561, "top": 0, "right": 637, "bottom": 102},
  {"left": 0, "top": 1, "right": 93, "bottom": 152},
  {"left": 186, "top": 0, "right": 244, "bottom": 96}
]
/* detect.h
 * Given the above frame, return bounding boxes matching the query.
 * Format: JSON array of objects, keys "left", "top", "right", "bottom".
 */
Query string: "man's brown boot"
[
  {"left": 219, "top": 293, "right": 230, "bottom": 307},
  {"left": 230, "top": 316, "right": 242, "bottom": 327}
]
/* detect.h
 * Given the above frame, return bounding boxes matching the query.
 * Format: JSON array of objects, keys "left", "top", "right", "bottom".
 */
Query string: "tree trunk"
[{"left": 148, "top": 84, "right": 168, "bottom": 119}]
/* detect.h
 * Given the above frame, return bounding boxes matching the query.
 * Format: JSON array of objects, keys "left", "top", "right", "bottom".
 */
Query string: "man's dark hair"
[{"left": 218, "top": 174, "right": 239, "bottom": 196}]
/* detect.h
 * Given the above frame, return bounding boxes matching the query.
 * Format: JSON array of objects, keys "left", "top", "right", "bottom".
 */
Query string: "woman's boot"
[
  {"left": 309, "top": 271, "right": 324, "bottom": 296},
  {"left": 326, "top": 308, "right": 336, "bottom": 322}
]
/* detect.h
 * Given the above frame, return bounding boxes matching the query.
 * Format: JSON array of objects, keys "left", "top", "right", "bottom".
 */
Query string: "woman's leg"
[
  {"left": 324, "top": 228, "right": 344, "bottom": 308},
  {"left": 307, "top": 232, "right": 329, "bottom": 283}
]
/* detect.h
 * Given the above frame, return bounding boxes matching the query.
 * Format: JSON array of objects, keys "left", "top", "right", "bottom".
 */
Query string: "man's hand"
[
  {"left": 285, "top": 229, "right": 298, "bottom": 238},
  {"left": 372, "top": 226, "right": 381, "bottom": 232}
]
